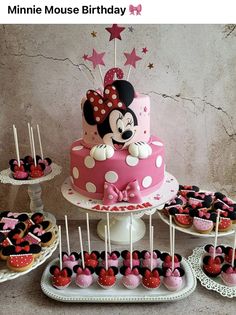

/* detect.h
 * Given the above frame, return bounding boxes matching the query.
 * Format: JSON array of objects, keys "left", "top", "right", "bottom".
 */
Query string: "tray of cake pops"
[
  {"left": 188, "top": 209, "right": 236, "bottom": 298},
  {"left": 0, "top": 211, "right": 59, "bottom": 282},
  {"left": 0, "top": 123, "right": 61, "bottom": 185},
  {"left": 158, "top": 185, "right": 236, "bottom": 237},
  {"left": 41, "top": 215, "right": 196, "bottom": 303}
]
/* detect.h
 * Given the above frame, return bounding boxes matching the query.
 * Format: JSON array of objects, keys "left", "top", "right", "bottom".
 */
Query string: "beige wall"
[{"left": 0, "top": 24, "right": 235, "bottom": 219}]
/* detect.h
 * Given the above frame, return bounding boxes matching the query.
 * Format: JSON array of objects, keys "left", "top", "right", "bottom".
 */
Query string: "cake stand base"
[{"left": 97, "top": 215, "right": 146, "bottom": 245}]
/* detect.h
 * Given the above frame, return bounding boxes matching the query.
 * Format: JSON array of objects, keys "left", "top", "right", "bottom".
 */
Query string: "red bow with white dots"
[{"left": 86, "top": 85, "right": 126, "bottom": 124}]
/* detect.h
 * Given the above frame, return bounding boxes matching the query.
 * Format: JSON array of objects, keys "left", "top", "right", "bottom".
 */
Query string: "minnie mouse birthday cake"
[{"left": 70, "top": 25, "right": 165, "bottom": 205}]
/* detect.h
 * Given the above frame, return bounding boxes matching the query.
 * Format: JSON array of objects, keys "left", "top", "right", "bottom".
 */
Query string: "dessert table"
[{"left": 0, "top": 218, "right": 235, "bottom": 315}]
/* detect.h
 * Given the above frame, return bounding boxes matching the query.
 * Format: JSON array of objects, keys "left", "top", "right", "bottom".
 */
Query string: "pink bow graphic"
[
  {"left": 166, "top": 268, "right": 180, "bottom": 277},
  {"left": 62, "top": 254, "right": 76, "bottom": 262},
  {"left": 33, "top": 227, "right": 45, "bottom": 236},
  {"left": 103, "top": 180, "right": 142, "bottom": 205},
  {"left": 77, "top": 267, "right": 91, "bottom": 275},
  {"left": 7, "top": 212, "right": 19, "bottom": 218},
  {"left": 225, "top": 267, "right": 236, "bottom": 274},
  {"left": 129, "top": 4, "right": 142, "bottom": 15},
  {"left": 108, "top": 253, "right": 118, "bottom": 260},
  {"left": 1, "top": 218, "right": 18, "bottom": 230},
  {"left": 144, "top": 251, "right": 158, "bottom": 259},
  {"left": 125, "top": 267, "right": 140, "bottom": 276},
  {"left": 208, "top": 246, "right": 222, "bottom": 255},
  {"left": 198, "top": 211, "right": 210, "bottom": 219}
]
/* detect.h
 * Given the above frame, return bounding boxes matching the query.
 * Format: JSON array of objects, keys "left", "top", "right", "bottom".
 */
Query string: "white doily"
[
  {"left": 188, "top": 246, "right": 236, "bottom": 298},
  {"left": 0, "top": 163, "right": 62, "bottom": 186},
  {"left": 0, "top": 219, "right": 58, "bottom": 283}
]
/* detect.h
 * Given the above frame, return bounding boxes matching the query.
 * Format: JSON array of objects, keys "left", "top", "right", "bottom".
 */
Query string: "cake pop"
[
  {"left": 221, "top": 231, "right": 236, "bottom": 286},
  {"left": 29, "top": 127, "right": 45, "bottom": 178},
  {"left": 36, "top": 124, "right": 52, "bottom": 175},
  {"left": 83, "top": 213, "right": 99, "bottom": 268}
]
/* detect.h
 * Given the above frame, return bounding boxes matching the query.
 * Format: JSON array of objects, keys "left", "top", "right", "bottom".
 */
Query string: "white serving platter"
[
  {"left": 0, "top": 219, "right": 58, "bottom": 283},
  {"left": 188, "top": 245, "right": 236, "bottom": 298},
  {"left": 158, "top": 211, "right": 235, "bottom": 238},
  {"left": 41, "top": 257, "right": 196, "bottom": 303}
]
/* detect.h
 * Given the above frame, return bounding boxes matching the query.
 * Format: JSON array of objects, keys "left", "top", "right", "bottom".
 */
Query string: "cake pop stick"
[
  {"left": 171, "top": 225, "right": 175, "bottom": 271},
  {"left": 58, "top": 225, "right": 62, "bottom": 270},
  {"left": 13, "top": 125, "right": 20, "bottom": 167},
  {"left": 213, "top": 210, "right": 221, "bottom": 259},
  {"left": 64, "top": 215, "right": 70, "bottom": 254},
  {"left": 105, "top": 225, "right": 108, "bottom": 271},
  {"left": 36, "top": 124, "right": 44, "bottom": 160},
  {"left": 27, "top": 122, "right": 33, "bottom": 157},
  {"left": 150, "top": 226, "right": 154, "bottom": 271},
  {"left": 98, "top": 65, "right": 104, "bottom": 86},
  {"left": 30, "top": 127, "right": 37, "bottom": 167},
  {"left": 231, "top": 230, "right": 236, "bottom": 266},
  {"left": 127, "top": 65, "right": 132, "bottom": 81},
  {"left": 169, "top": 215, "right": 173, "bottom": 260},
  {"left": 130, "top": 214, "right": 133, "bottom": 270},
  {"left": 149, "top": 214, "right": 152, "bottom": 253},
  {"left": 107, "top": 213, "right": 111, "bottom": 254},
  {"left": 78, "top": 226, "right": 85, "bottom": 269},
  {"left": 86, "top": 213, "right": 91, "bottom": 254}
]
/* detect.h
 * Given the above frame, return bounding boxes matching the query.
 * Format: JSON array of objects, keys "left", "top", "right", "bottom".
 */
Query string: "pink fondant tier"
[
  {"left": 70, "top": 136, "right": 165, "bottom": 201},
  {"left": 81, "top": 93, "right": 150, "bottom": 148}
]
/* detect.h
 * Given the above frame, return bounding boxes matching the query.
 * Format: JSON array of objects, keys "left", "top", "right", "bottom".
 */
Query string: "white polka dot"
[
  {"left": 126, "top": 155, "right": 139, "bottom": 167},
  {"left": 96, "top": 117, "right": 100, "bottom": 122},
  {"left": 108, "top": 195, "right": 113, "bottom": 200},
  {"left": 101, "top": 109, "right": 106, "bottom": 114},
  {"left": 130, "top": 193, "right": 135, "bottom": 198},
  {"left": 86, "top": 182, "right": 96, "bottom": 193},
  {"left": 127, "top": 185, "right": 131, "bottom": 190},
  {"left": 107, "top": 102, "right": 112, "bottom": 107},
  {"left": 94, "top": 106, "right": 98, "bottom": 111},
  {"left": 105, "top": 171, "right": 118, "bottom": 183},
  {"left": 90, "top": 97, "right": 94, "bottom": 102},
  {"left": 152, "top": 141, "right": 163, "bottom": 146},
  {"left": 156, "top": 156, "right": 162, "bottom": 168},
  {"left": 105, "top": 89, "right": 110, "bottom": 94},
  {"left": 112, "top": 86, "right": 116, "bottom": 90},
  {"left": 142, "top": 176, "right": 152, "bottom": 188},
  {"left": 84, "top": 156, "right": 95, "bottom": 169},
  {"left": 72, "top": 145, "right": 84, "bottom": 151},
  {"left": 104, "top": 183, "right": 108, "bottom": 189},
  {"left": 112, "top": 94, "right": 117, "bottom": 100},
  {"left": 72, "top": 167, "right": 79, "bottom": 179},
  {"left": 118, "top": 102, "right": 123, "bottom": 107},
  {"left": 70, "top": 176, "right": 74, "bottom": 184},
  {"left": 98, "top": 99, "right": 103, "bottom": 104}
]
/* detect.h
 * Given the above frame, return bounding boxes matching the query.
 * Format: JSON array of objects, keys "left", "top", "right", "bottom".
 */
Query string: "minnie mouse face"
[{"left": 83, "top": 80, "right": 138, "bottom": 149}]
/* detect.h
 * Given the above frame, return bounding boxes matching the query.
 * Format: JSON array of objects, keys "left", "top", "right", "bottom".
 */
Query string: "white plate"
[
  {"left": 0, "top": 219, "right": 58, "bottom": 283},
  {"left": 41, "top": 258, "right": 196, "bottom": 303},
  {"left": 61, "top": 172, "right": 179, "bottom": 214},
  {"left": 158, "top": 211, "right": 235, "bottom": 238},
  {"left": 0, "top": 163, "right": 62, "bottom": 186},
  {"left": 188, "top": 246, "right": 236, "bottom": 298}
]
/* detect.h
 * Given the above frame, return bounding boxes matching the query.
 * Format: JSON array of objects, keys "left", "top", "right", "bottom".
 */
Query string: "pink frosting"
[
  {"left": 221, "top": 272, "right": 236, "bottom": 286},
  {"left": 142, "top": 258, "right": 161, "bottom": 269},
  {"left": 193, "top": 217, "right": 213, "bottom": 232},
  {"left": 81, "top": 93, "right": 150, "bottom": 148},
  {"left": 122, "top": 274, "right": 141, "bottom": 289},
  {"left": 75, "top": 274, "right": 93, "bottom": 288},
  {"left": 70, "top": 136, "right": 165, "bottom": 200},
  {"left": 163, "top": 261, "right": 180, "bottom": 269},
  {"left": 163, "top": 276, "right": 183, "bottom": 291},
  {"left": 102, "top": 258, "right": 119, "bottom": 268}
]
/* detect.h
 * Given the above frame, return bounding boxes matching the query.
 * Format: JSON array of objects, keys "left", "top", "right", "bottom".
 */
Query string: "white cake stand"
[
  {"left": 0, "top": 163, "right": 62, "bottom": 223},
  {"left": 61, "top": 172, "right": 179, "bottom": 244}
]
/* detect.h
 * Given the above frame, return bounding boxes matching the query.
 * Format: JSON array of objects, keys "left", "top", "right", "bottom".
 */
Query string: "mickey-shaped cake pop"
[
  {"left": 50, "top": 265, "right": 72, "bottom": 289},
  {"left": 121, "top": 250, "right": 140, "bottom": 267},
  {"left": 120, "top": 266, "right": 141, "bottom": 289},
  {"left": 141, "top": 250, "right": 161, "bottom": 269},
  {"left": 96, "top": 266, "right": 118, "bottom": 289},
  {"left": 9, "top": 159, "right": 28, "bottom": 180},
  {"left": 141, "top": 267, "right": 162, "bottom": 289},
  {"left": 74, "top": 265, "right": 94, "bottom": 288},
  {"left": 203, "top": 255, "right": 224, "bottom": 277},
  {"left": 101, "top": 250, "right": 120, "bottom": 268},
  {"left": 162, "top": 267, "right": 185, "bottom": 291}
]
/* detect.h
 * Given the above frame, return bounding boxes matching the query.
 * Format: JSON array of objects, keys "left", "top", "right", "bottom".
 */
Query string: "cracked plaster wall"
[{"left": 0, "top": 24, "right": 235, "bottom": 219}]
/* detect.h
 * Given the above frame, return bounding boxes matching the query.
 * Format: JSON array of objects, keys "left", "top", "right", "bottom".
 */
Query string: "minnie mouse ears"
[
  {"left": 95, "top": 266, "right": 118, "bottom": 276},
  {"left": 112, "top": 80, "right": 134, "bottom": 106},
  {"left": 100, "top": 250, "right": 120, "bottom": 260},
  {"left": 120, "top": 265, "right": 140, "bottom": 275},
  {"left": 162, "top": 267, "right": 185, "bottom": 277},
  {"left": 49, "top": 265, "right": 73, "bottom": 277},
  {"left": 203, "top": 255, "right": 224, "bottom": 264},
  {"left": 62, "top": 251, "right": 80, "bottom": 260},
  {"left": 121, "top": 250, "right": 141, "bottom": 259},
  {"left": 73, "top": 265, "right": 94, "bottom": 274},
  {"left": 140, "top": 267, "right": 163, "bottom": 277}
]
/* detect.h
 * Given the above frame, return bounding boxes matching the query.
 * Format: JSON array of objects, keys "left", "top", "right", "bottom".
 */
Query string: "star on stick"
[
  {"left": 105, "top": 24, "right": 125, "bottom": 41},
  {"left": 87, "top": 49, "right": 105, "bottom": 69},
  {"left": 124, "top": 48, "right": 142, "bottom": 68}
]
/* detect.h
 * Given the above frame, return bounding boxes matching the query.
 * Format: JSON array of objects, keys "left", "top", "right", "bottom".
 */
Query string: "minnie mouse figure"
[{"left": 83, "top": 80, "right": 152, "bottom": 161}]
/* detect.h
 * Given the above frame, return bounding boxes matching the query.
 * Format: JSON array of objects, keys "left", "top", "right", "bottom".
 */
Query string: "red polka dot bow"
[
  {"left": 86, "top": 85, "right": 126, "bottom": 124},
  {"left": 15, "top": 245, "right": 30, "bottom": 253},
  {"left": 103, "top": 180, "right": 142, "bottom": 205}
]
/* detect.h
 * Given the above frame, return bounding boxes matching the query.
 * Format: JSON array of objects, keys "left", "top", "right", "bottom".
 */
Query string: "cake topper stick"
[
  {"left": 78, "top": 226, "right": 85, "bottom": 269},
  {"left": 130, "top": 214, "right": 133, "bottom": 270},
  {"left": 86, "top": 213, "right": 91, "bottom": 254},
  {"left": 58, "top": 225, "right": 62, "bottom": 270},
  {"left": 169, "top": 215, "right": 173, "bottom": 260},
  {"left": 124, "top": 48, "right": 142, "bottom": 81},
  {"left": 231, "top": 230, "right": 236, "bottom": 266},
  {"left": 98, "top": 66, "right": 104, "bottom": 86},
  {"left": 114, "top": 40, "right": 117, "bottom": 68},
  {"left": 171, "top": 225, "right": 175, "bottom": 271},
  {"left": 36, "top": 124, "right": 44, "bottom": 160},
  {"left": 27, "top": 122, "right": 33, "bottom": 157},
  {"left": 150, "top": 225, "right": 154, "bottom": 271},
  {"left": 106, "top": 213, "right": 111, "bottom": 253},
  {"left": 64, "top": 215, "right": 70, "bottom": 254},
  {"left": 105, "top": 24, "right": 125, "bottom": 69},
  {"left": 213, "top": 210, "right": 221, "bottom": 259},
  {"left": 30, "top": 127, "right": 37, "bottom": 167},
  {"left": 13, "top": 125, "right": 20, "bottom": 167},
  {"left": 105, "top": 225, "right": 108, "bottom": 271}
]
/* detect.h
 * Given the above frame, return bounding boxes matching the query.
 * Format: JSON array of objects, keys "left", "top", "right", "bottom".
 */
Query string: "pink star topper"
[
  {"left": 124, "top": 48, "right": 142, "bottom": 68},
  {"left": 105, "top": 24, "right": 125, "bottom": 41},
  {"left": 87, "top": 49, "right": 106, "bottom": 69}
]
